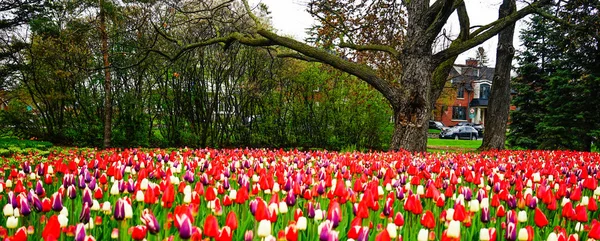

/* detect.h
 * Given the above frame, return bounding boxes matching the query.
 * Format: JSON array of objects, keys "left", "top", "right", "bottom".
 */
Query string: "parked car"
[
  {"left": 439, "top": 126, "right": 479, "bottom": 140},
  {"left": 429, "top": 120, "right": 448, "bottom": 131},
  {"left": 454, "top": 122, "right": 484, "bottom": 137}
]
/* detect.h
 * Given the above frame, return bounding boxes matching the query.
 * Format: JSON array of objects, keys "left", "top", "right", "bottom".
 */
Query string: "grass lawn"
[{"left": 427, "top": 138, "right": 482, "bottom": 152}]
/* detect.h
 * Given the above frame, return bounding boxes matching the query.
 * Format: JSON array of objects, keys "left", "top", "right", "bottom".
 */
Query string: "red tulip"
[
  {"left": 203, "top": 215, "right": 220, "bottom": 238},
  {"left": 13, "top": 227, "right": 27, "bottom": 241},
  {"left": 217, "top": 226, "right": 232, "bottom": 241},
  {"left": 453, "top": 203, "right": 466, "bottom": 222},
  {"left": 574, "top": 205, "right": 588, "bottom": 222},
  {"left": 394, "top": 212, "right": 404, "bottom": 227},
  {"left": 534, "top": 208, "right": 548, "bottom": 227},
  {"left": 375, "top": 230, "right": 391, "bottom": 241},
  {"left": 131, "top": 225, "right": 147, "bottom": 241},
  {"left": 420, "top": 210, "right": 436, "bottom": 229},
  {"left": 589, "top": 220, "right": 600, "bottom": 239},
  {"left": 42, "top": 215, "right": 61, "bottom": 240},
  {"left": 225, "top": 211, "right": 238, "bottom": 230},
  {"left": 285, "top": 224, "right": 298, "bottom": 241}
]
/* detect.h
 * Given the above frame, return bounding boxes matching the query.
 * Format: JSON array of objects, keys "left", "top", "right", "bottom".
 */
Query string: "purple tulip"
[
  {"left": 507, "top": 195, "right": 517, "bottom": 209},
  {"left": 383, "top": 198, "right": 393, "bottom": 217},
  {"left": 319, "top": 221, "right": 332, "bottom": 241},
  {"left": 183, "top": 170, "right": 194, "bottom": 183},
  {"left": 244, "top": 230, "right": 254, "bottom": 241},
  {"left": 88, "top": 178, "right": 96, "bottom": 190},
  {"left": 396, "top": 187, "right": 404, "bottom": 200},
  {"left": 178, "top": 214, "right": 193, "bottom": 239},
  {"left": 308, "top": 202, "right": 316, "bottom": 218},
  {"left": 8, "top": 192, "right": 18, "bottom": 207},
  {"left": 285, "top": 192, "right": 296, "bottom": 206},
  {"left": 78, "top": 175, "right": 86, "bottom": 189},
  {"left": 35, "top": 181, "right": 45, "bottom": 196},
  {"left": 528, "top": 197, "right": 538, "bottom": 209},
  {"left": 126, "top": 179, "right": 135, "bottom": 193},
  {"left": 22, "top": 162, "right": 31, "bottom": 174},
  {"left": 249, "top": 199, "right": 258, "bottom": 215},
  {"left": 19, "top": 196, "right": 31, "bottom": 216},
  {"left": 51, "top": 193, "right": 63, "bottom": 211},
  {"left": 481, "top": 207, "right": 490, "bottom": 223},
  {"left": 37, "top": 163, "right": 45, "bottom": 176},
  {"left": 223, "top": 178, "right": 230, "bottom": 190},
  {"left": 114, "top": 199, "right": 125, "bottom": 221},
  {"left": 477, "top": 189, "right": 487, "bottom": 202},
  {"left": 505, "top": 222, "right": 517, "bottom": 241},
  {"left": 317, "top": 182, "right": 326, "bottom": 195},
  {"left": 80, "top": 203, "right": 90, "bottom": 224},
  {"left": 68, "top": 185, "right": 77, "bottom": 199},
  {"left": 75, "top": 223, "right": 86, "bottom": 241},
  {"left": 32, "top": 195, "right": 42, "bottom": 213},
  {"left": 141, "top": 209, "right": 160, "bottom": 234},
  {"left": 357, "top": 227, "right": 369, "bottom": 241}
]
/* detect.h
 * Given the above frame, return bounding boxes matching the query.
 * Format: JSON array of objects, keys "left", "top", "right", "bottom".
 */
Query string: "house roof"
[{"left": 450, "top": 65, "right": 495, "bottom": 83}]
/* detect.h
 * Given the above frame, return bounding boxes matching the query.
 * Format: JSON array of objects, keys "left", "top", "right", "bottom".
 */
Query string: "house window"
[
  {"left": 480, "top": 84, "right": 491, "bottom": 99},
  {"left": 457, "top": 85, "right": 465, "bottom": 99},
  {"left": 452, "top": 106, "right": 467, "bottom": 120}
]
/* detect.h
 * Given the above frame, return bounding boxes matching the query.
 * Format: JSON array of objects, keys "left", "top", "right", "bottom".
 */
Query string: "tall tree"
[
  {"left": 480, "top": 0, "right": 516, "bottom": 150},
  {"left": 509, "top": 1, "right": 600, "bottom": 151},
  {"left": 99, "top": 0, "right": 112, "bottom": 148},
  {"left": 150, "top": 0, "right": 553, "bottom": 151}
]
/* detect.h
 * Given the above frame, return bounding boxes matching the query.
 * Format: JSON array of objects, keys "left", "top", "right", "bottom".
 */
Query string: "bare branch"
[
  {"left": 256, "top": 29, "right": 401, "bottom": 106},
  {"left": 434, "top": 0, "right": 551, "bottom": 62},
  {"left": 242, "top": 0, "right": 262, "bottom": 28},
  {"left": 277, "top": 53, "right": 321, "bottom": 62},
  {"left": 338, "top": 42, "right": 400, "bottom": 58}
]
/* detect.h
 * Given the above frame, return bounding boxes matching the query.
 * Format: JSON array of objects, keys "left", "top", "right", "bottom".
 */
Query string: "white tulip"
[
  {"left": 386, "top": 223, "right": 398, "bottom": 238},
  {"left": 518, "top": 228, "right": 529, "bottom": 241},
  {"left": 479, "top": 228, "right": 490, "bottom": 241},
  {"left": 135, "top": 191, "right": 144, "bottom": 202},
  {"left": 417, "top": 229, "right": 429, "bottom": 241},
  {"left": 110, "top": 182, "right": 119, "bottom": 195},
  {"left": 517, "top": 210, "right": 527, "bottom": 223},
  {"left": 296, "top": 217, "right": 307, "bottom": 230},
  {"left": 124, "top": 202, "right": 133, "bottom": 219},
  {"left": 58, "top": 214, "right": 69, "bottom": 227},
  {"left": 257, "top": 220, "right": 272, "bottom": 237},
  {"left": 278, "top": 202, "right": 288, "bottom": 214},
  {"left": 6, "top": 216, "right": 18, "bottom": 229},
  {"left": 314, "top": 209, "right": 324, "bottom": 221},
  {"left": 447, "top": 220, "right": 461, "bottom": 238},
  {"left": 3, "top": 204, "right": 13, "bottom": 216},
  {"left": 91, "top": 200, "right": 100, "bottom": 211},
  {"left": 547, "top": 233, "right": 558, "bottom": 241}
]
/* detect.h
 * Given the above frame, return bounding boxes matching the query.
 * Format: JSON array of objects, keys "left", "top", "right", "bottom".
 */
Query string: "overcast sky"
[{"left": 249, "top": 0, "right": 531, "bottom": 67}]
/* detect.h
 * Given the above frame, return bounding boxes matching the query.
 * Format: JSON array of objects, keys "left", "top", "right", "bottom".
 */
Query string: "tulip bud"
[
  {"left": 244, "top": 230, "right": 254, "bottom": 241},
  {"left": 417, "top": 229, "right": 428, "bottom": 241},
  {"left": 547, "top": 233, "right": 558, "bottom": 241},
  {"left": 386, "top": 223, "right": 397, "bottom": 238},
  {"left": 517, "top": 228, "right": 528, "bottom": 241},
  {"left": 447, "top": 220, "right": 460, "bottom": 238},
  {"left": 111, "top": 228, "right": 119, "bottom": 239},
  {"left": 480, "top": 228, "right": 490, "bottom": 241},
  {"left": 6, "top": 216, "right": 18, "bottom": 228},
  {"left": 58, "top": 214, "right": 68, "bottom": 227},
  {"left": 257, "top": 220, "right": 272, "bottom": 237},
  {"left": 517, "top": 210, "right": 527, "bottom": 223},
  {"left": 296, "top": 217, "right": 307, "bottom": 230},
  {"left": 3, "top": 204, "right": 13, "bottom": 216}
]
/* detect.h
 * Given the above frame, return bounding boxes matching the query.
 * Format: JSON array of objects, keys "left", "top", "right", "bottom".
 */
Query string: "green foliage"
[
  {"left": 509, "top": 3, "right": 600, "bottom": 151},
  {"left": 0, "top": 138, "right": 53, "bottom": 157}
]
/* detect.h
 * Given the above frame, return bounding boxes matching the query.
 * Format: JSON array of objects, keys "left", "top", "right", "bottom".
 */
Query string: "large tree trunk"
[
  {"left": 99, "top": 0, "right": 112, "bottom": 148},
  {"left": 480, "top": 0, "right": 516, "bottom": 151},
  {"left": 390, "top": 53, "right": 432, "bottom": 152}
]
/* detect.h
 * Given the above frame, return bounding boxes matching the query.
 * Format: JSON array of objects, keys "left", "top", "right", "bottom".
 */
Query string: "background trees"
[{"left": 508, "top": 1, "right": 600, "bottom": 151}]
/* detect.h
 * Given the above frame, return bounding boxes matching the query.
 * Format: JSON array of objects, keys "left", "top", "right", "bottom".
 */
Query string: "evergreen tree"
[{"left": 509, "top": 2, "right": 600, "bottom": 151}]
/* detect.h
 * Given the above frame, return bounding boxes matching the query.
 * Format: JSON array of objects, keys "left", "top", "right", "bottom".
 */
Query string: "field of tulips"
[{"left": 1, "top": 148, "right": 600, "bottom": 241}]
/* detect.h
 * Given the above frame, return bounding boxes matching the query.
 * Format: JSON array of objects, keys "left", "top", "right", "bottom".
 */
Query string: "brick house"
[{"left": 434, "top": 58, "right": 495, "bottom": 127}]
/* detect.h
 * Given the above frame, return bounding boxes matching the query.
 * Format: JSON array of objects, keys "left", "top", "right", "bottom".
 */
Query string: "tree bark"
[
  {"left": 480, "top": 0, "right": 517, "bottom": 151},
  {"left": 99, "top": 0, "right": 112, "bottom": 148}
]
